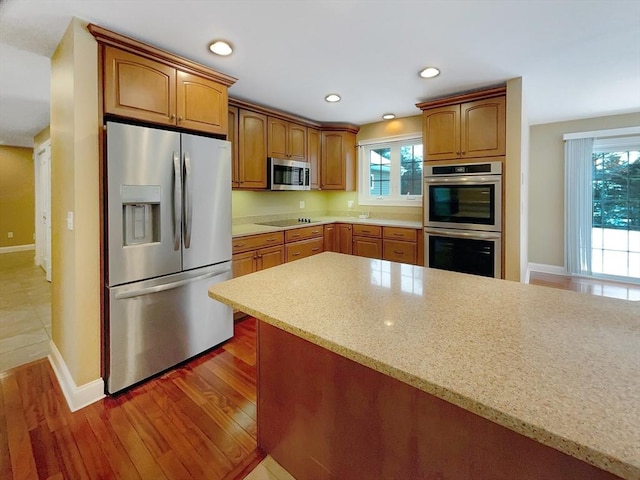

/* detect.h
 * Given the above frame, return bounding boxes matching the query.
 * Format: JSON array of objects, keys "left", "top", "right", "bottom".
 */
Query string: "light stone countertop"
[
  {"left": 208, "top": 252, "right": 640, "bottom": 479},
  {"left": 232, "top": 216, "right": 422, "bottom": 238}
]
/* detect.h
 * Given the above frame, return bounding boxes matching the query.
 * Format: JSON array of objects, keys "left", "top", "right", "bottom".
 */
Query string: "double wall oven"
[{"left": 424, "top": 161, "right": 502, "bottom": 278}]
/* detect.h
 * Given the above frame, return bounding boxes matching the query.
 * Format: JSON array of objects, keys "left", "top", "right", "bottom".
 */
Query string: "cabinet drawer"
[
  {"left": 232, "top": 232, "right": 284, "bottom": 253},
  {"left": 285, "top": 238, "right": 324, "bottom": 262},
  {"left": 285, "top": 225, "right": 324, "bottom": 242},
  {"left": 383, "top": 240, "right": 417, "bottom": 264},
  {"left": 353, "top": 224, "right": 381, "bottom": 238},
  {"left": 383, "top": 227, "right": 417, "bottom": 242}
]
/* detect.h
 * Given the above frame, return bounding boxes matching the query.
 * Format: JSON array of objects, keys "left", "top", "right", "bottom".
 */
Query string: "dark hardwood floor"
[
  {"left": 0, "top": 317, "right": 263, "bottom": 480},
  {"left": 529, "top": 271, "right": 640, "bottom": 301}
]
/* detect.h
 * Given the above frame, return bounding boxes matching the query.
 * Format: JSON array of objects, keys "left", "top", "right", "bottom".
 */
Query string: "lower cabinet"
[
  {"left": 382, "top": 227, "right": 418, "bottom": 265},
  {"left": 286, "top": 237, "right": 324, "bottom": 262},
  {"left": 336, "top": 223, "right": 353, "bottom": 255},
  {"left": 285, "top": 225, "right": 324, "bottom": 262},
  {"left": 232, "top": 232, "right": 285, "bottom": 278},
  {"left": 352, "top": 224, "right": 382, "bottom": 259}
]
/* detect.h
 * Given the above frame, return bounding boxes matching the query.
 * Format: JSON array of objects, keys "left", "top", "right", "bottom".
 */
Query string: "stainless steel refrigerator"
[{"left": 105, "top": 121, "right": 233, "bottom": 394}]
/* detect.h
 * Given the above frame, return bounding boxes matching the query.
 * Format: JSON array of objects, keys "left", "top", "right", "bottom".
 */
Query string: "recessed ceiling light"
[
  {"left": 209, "top": 40, "right": 233, "bottom": 56},
  {"left": 325, "top": 93, "right": 341, "bottom": 103},
  {"left": 382, "top": 113, "right": 395, "bottom": 120},
  {"left": 419, "top": 67, "right": 440, "bottom": 78}
]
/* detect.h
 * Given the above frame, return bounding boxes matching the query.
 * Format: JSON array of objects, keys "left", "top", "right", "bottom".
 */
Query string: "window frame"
[{"left": 357, "top": 133, "right": 423, "bottom": 207}]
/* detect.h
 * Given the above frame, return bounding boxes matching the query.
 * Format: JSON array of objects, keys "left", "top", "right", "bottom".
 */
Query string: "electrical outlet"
[
  {"left": 7, "top": 231, "right": 13, "bottom": 238},
  {"left": 299, "top": 200, "right": 305, "bottom": 209},
  {"left": 347, "top": 200, "right": 354, "bottom": 209}
]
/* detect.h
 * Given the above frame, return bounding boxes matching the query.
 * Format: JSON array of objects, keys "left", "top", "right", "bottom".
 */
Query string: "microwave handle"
[{"left": 424, "top": 228, "right": 501, "bottom": 240}]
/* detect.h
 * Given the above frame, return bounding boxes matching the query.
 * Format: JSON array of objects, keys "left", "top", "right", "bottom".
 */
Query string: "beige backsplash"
[{"left": 232, "top": 190, "right": 422, "bottom": 225}]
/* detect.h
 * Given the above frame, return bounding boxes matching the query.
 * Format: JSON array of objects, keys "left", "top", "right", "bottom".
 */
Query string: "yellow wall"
[
  {"left": 528, "top": 112, "right": 640, "bottom": 267},
  {"left": 324, "top": 115, "right": 423, "bottom": 220},
  {"left": 504, "top": 78, "right": 528, "bottom": 281},
  {"left": 232, "top": 190, "right": 328, "bottom": 219},
  {"left": 0, "top": 146, "right": 35, "bottom": 247},
  {"left": 50, "top": 18, "right": 100, "bottom": 386}
]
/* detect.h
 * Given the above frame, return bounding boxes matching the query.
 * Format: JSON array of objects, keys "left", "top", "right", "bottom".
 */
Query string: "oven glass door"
[
  {"left": 424, "top": 176, "right": 501, "bottom": 231},
  {"left": 425, "top": 228, "right": 501, "bottom": 278}
]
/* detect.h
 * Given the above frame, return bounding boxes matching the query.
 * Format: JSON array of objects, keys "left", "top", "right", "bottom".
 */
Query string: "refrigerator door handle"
[
  {"left": 114, "top": 265, "right": 232, "bottom": 300},
  {"left": 172, "top": 151, "right": 182, "bottom": 251},
  {"left": 183, "top": 151, "right": 193, "bottom": 249}
]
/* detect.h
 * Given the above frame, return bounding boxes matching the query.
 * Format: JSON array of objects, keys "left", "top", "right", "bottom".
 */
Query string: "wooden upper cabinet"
[
  {"left": 460, "top": 96, "right": 506, "bottom": 159},
  {"left": 321, "top": 131, "right": 356, "bottom": 190},
  {"left": 102, "top": 44, "right": 230, "bottom": 135},
  {"left": 419, "top": 89, "right": 506, "bottom": 162},
  {"left": 307, "top": 127, "right": 321, "bottom": 189},
  {"left": 104, "top": 46, "right": 176, "bottom": 126},
  {"left": 228, "top": 106, "right": 239, "bottom": 188},
  {"left": 423, "top": 105, "right": 459, "bottom": 161},
  {"left": 238, "top": 109, "right": 268, "bottom": 189},
  {"left": 176, "top": 71, "right": 227, "bottom": 135},
  {"left": 268, "top": 117, "right": 307, "bottom": 160}
]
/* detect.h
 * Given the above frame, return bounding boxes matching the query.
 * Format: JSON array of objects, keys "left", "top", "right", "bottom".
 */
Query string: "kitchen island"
[{"left": 208, "top": 252, "right": 639, "bottom": 479}]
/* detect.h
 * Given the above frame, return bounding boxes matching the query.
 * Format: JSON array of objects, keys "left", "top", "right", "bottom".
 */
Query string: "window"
[
  {"left": 564, "top": 127, "right": 640, "bottom": 283},
  {"left": 358, "top": 134, "right": 423, "bottom": 206},
  {"left": 591, "top": 148, "right": 640, "bottom": 280}
]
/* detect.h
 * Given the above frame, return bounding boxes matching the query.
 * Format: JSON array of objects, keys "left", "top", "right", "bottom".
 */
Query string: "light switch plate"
[{"left": 66, "top": 211, "right": 74, "bottom": 231}]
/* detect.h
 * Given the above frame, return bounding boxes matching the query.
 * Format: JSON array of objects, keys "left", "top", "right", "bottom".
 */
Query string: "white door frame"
[{"left": 35, "top": 140, "right": 51, "bottom": 282}]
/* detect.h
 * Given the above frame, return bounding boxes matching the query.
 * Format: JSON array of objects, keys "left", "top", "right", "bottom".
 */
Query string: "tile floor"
[
  {"left": 243, "top": 456, "right": 296, "bottom": 480},
  {"left": 0, "top": 250, "right": 51, "bottom": 372}
]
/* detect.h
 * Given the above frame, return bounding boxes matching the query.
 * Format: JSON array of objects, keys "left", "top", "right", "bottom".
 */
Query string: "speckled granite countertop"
[
  {"left": 208, "top": 252, "right": 640, "bottom": 479},
  {"left": 232, "top": 216, "right": 422, "bottom": 237}
]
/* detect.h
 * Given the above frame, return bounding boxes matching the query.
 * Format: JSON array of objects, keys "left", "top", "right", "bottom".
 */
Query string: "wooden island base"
[{"left": 258, "top": 321, "right": 618, "bottom": 480}]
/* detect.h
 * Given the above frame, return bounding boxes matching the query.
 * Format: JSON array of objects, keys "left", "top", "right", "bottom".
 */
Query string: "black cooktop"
[{"left": 256, "top": 218, "right": 320, "bottom": 227}]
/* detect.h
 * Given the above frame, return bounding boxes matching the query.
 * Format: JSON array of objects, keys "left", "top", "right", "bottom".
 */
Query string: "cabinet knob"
[
  {"left": 178, "top": 116, "right": 183, "bottom": 122},
  {"left": 170, "top": 114, "right": 176, "bottom": 120}
]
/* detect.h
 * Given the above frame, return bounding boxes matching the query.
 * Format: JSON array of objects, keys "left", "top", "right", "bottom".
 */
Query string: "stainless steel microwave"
[{"left": 268, "top": 158, "right": 310, "bottom": 191}]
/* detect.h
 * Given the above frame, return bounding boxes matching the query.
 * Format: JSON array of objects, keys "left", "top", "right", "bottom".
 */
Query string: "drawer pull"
[
  {"left": 312, "top": 248, "right": 320, "bottom": 252},
  {"left": 393, "top": 250, "right": 404, "bottom": 255},
  {"left": 393, "top": 233, "right": 404, "bottom": 237},
  {"left": 362, "top": 229, "right": 370, "bottom": 233},
  {"left": 292, "top": 252, "right": 300, "bottom": 256},
  {"left": 266, "top": 238, "right": 276, "bottom": 242},
  {"left": 292, "top": 233, "right": 300, "bottom": 237},
  {"left": 312, "top": 230, "right": 320, "bottom": 234},
  {"left": 234, "top": 243, "right": 245, "bottom": 248}
]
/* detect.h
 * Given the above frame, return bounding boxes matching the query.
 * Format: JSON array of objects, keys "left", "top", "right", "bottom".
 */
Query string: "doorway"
[{"left": 35, "top": 140, "right": 51, "bottom": 282}]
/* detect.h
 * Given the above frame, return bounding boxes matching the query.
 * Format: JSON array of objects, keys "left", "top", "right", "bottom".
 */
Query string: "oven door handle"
[
  {"left": 424, "top": 176, "right": 501, "bottom": 184},
  {"left": 424, "top": 228, "right": 501, "bottom": 240}
]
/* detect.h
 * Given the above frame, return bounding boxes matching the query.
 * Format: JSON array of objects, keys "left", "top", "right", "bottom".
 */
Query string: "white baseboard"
[
  {"left": 0, "top": 243, "right": 35, "bottom": 254},
  {"left": 525, "top": 262, "right": 566, "bottom": 284},
  {"left": 48, "top": 341, "right": 105, "bottom": 412}
]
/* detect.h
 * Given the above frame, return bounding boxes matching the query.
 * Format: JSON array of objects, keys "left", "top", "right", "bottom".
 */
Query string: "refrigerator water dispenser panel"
[{"left": 121, "top": 185, "right": 161, "bottom": 246}]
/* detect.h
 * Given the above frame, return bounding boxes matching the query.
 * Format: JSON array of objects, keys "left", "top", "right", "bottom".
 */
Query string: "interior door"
[
  {"left": 181, "top": 134, "right": 232, "bottom": 270},
  {"left": 36, "top": 142, "right": 52, "bottom": 282}
]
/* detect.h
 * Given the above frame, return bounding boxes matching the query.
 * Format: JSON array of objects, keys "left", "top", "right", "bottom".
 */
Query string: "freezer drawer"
[{"left": 106, "top": 263, "right": 233, "bottom": 394}]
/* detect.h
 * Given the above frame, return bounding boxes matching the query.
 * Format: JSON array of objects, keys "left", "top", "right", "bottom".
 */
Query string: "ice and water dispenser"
[{"left": 121, "top": 185, "right": 161, "bottom": 246}]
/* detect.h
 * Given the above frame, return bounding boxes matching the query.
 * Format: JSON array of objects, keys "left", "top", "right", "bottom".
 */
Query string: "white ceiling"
[{"left": 1, "top": 0, "right": 639, "bottom": 147}]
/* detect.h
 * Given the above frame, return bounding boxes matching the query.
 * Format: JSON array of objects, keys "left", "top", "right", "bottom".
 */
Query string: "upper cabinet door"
[
  {"left": 288, "top": 123, "right": 307, "bottom": 161},
  {"left": 104, "top": 46, "right": 176, "bottom": 126},
  {"left": 238, "top": 109, "right": 268, "bottom": 189},
  {"left": 307, "top": 127, "right": 321, "bottom": 189},
  {"left": 228, "top": 106, "right": 240, "bottom": 188},
  {"left": 268, "top": 117, "right": 288, "bottom": 158},
  {"left": 176, "top": 71, "right": 228, "bottom": 135},
  {"left": 460, "top": 96, "right": 506, "bottom": 158},
  {"left": 423, "top": 105, "right": 460, "bottom": 161}
]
